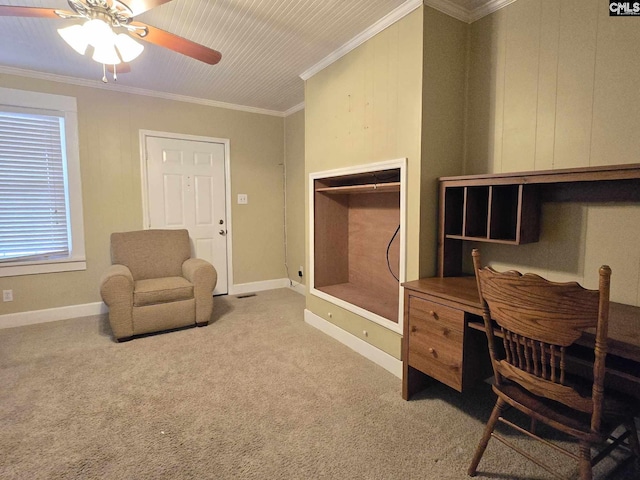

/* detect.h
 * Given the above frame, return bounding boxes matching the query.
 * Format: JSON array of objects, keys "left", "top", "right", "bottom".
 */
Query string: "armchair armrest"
[
  {"left": 183, "top": 258, "right": 217, "bottom": 325},
  {"left": 100, "top": 264, "right": 134, "bottom": 340}
]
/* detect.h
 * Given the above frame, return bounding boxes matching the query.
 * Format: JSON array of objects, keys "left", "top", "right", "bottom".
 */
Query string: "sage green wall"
[
  {"left": 284, "top": 109, "right": 306, "bottom": 287},
  {"left": 305, "top": 6, "right": 472, "bottom": 359},
  {"left": 305, "top": 8, "right": 424, "bottom": 358},
  {"left": 0, "top": 73, "right": 285, "bottom": 315},
  {"left": 419, "top": 7, "right": 468, "bottom": 277},
  {"left": 464, "top": 0, "right": 640, "bottom": 306}
]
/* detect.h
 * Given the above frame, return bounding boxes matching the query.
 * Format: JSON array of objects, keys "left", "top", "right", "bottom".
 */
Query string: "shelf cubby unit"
[
  {"left": 437, "top": 163, "right": 640, "bottom": 277},
  {"left": 439, "top": 179, "right": 540, "bottom": 277},
  {"left": 443, "top": 184, "right": 539, "bottom": 245}
]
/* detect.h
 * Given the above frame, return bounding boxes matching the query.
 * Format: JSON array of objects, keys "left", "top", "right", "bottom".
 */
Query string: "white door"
[{"left": 145, "top": 135, "right": 228, "bottom": 295}]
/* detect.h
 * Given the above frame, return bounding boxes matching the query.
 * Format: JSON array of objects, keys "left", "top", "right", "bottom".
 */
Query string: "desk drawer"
[{"left": 407, "top": 296, "right": 464, "bottom": 391}]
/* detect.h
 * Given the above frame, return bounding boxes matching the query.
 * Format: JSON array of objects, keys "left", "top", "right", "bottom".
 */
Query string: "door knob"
[{"left": 219, "top": 230, "right": 226, "bottom": 236}]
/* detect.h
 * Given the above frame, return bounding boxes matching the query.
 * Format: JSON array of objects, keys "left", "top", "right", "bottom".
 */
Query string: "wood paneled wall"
[
  {"left": 465, "top": 0, "right": 640, "bottom": 306},
  {"left": 467, "top": 0, "right": 640, "bottom": 173}
]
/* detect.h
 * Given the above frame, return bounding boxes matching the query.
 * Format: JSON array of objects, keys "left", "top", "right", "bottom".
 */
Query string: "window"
[{"left": 0, "top": 87, "right": 85, "bottom": 277}]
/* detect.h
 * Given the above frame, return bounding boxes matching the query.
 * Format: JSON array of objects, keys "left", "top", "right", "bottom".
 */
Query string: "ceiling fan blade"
[
  {"left": 122, "top": 0, "right": 173, "bottom": 16},
  {"left": 129, "top": 22, "right": 221, "bottom": 65},
  {"left": 0, "top": 6, "right": 71, "bottom": 18}
]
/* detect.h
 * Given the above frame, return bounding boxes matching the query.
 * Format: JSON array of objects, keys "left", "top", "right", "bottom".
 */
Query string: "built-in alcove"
[{"left": 309, "top": 160, "right": 406, "bottom": 332}]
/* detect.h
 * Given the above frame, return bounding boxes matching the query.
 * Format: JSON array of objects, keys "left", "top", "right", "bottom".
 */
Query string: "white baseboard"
[
  {"left": 228, "top": 277, "right": 291, "bottom": 295},
  {"left": 304, "top": 309, "right": 402, "bottom": 378},
  {"left": 1, "top": 277, "right": 297, "bottom": 329},
  {"left": 289, "top": 281, "right": 306, "bottom": 296},
  {"left": 0, "top": 301, "right": 107, "bottom": 329}
]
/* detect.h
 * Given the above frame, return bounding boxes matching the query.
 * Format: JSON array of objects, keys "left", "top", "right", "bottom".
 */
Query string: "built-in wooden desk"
[
  {"left": 402, "top": 277, "right": 640, "bottom": 400},
  {"left": 402, "top": 163, "right": 640, "bottom": 400}
]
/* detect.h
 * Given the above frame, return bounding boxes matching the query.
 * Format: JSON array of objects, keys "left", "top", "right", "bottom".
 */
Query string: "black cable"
[{"left": 386, "top": 224, "right": 400, "bottom": 282}]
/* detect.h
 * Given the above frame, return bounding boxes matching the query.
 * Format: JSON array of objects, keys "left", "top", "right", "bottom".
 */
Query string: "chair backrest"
[
  {"left": 471, "top": 249, "right": 611, "bottom": 433},
  {"left": 111, "top": 229, "right": 192, "bottom": 280}
]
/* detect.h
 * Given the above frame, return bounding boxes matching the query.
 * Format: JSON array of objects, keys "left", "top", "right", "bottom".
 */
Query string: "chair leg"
[
  {"left": 578, "top": 441, "right": 593, "bottom": 480},
  {"left": 468, "top": 397, "right": 505, "bottom": 477}
]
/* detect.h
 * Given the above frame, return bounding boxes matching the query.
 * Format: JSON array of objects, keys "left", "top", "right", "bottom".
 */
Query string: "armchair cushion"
[{"left": 134, "top": 277, "right": 194, "bottom": 307}]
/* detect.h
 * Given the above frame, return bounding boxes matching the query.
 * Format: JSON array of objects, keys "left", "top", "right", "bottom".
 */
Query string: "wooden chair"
[{"left": 468, "top": 249, "right": 640, "bottom": 480}]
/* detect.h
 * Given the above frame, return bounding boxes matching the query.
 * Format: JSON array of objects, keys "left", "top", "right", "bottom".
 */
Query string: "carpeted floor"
[{"left": 0, "top": 288, "right": 637, "bottom": 479}]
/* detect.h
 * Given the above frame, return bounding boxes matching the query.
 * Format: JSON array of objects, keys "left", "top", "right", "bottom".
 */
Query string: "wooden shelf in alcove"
[
  {"left": 316, "top": 283, "right": 399, "bottom": 323},
  {"left": 315, "top": 182, "right": 400, "bottom": 195}
]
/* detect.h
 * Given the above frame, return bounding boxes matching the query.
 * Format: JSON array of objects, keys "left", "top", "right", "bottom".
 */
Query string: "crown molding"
[
  {"left": 424, "top": 0, "right": 470, "bottom": 22},
  {"left": 0, "top": 65, "right": 288, "bottom": 117},
  {"left": 299, "top": 0, "right": 423, "bottom": 81},
  {"left": 468, "top": 0, "right": 518, "bottom": 23},
  {"left": 299, "top": 0, "right": 517, "bottom": 82},
  {"left": 284, "top": 101, "right": 304, "bottom": 117},
  {"left": 426, "top": 0, "right": 519, "bottom": 23}
]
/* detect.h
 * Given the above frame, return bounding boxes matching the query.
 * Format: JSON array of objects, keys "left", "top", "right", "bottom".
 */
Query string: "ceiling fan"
[{"left": 0, "top": 0, "right": 222, "bottom": 81}]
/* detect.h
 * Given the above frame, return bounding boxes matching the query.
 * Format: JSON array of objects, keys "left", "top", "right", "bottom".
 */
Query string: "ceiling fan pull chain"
[
  {"left": 113, "top": 64, "right": 117, "bottom": 82},
  {"left": 102, "top": 63, "right": 107, "bottom": 83}
]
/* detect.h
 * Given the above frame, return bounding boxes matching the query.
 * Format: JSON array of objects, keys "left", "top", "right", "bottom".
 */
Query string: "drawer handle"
[
  {"left": 411, "top": 325, "right": 417, "bottom": 333},
  {"left": 428, "top": 347, "right": 436, "bottom": 355},
  {"left": 429, "top": 310, "right": 439, "bottom": 320}
]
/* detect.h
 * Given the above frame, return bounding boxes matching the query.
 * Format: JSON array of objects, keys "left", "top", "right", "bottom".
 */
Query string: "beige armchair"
[{"left": 100, "top": 229, "right": 217, "bottom": 342}]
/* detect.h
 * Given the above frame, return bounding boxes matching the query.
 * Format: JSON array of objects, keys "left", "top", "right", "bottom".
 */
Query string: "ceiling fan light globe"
[
  {"left": 92, "top": 44, "right": 121, "bottom": 65},
  {"left": 83, "top": 18, "right": 114, "bottom": 49},
  {"left": 57, "top": 24, "right": 88, "bottom": 55},
  {"left": 114, "top": 33, "right": 144, "bottom": 62}
]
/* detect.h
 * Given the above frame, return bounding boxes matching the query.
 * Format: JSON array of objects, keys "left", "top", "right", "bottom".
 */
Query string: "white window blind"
[{"left": 0, "top": 110, "right": 71, "bottom": 263}]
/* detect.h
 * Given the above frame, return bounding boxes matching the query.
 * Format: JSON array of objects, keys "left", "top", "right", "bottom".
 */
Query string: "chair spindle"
[{"left": 502, "top": 328, "right": 511, "bottom": 364}]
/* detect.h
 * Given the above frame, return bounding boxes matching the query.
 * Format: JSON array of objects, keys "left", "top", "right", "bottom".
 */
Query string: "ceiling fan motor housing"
[{"left": 67, "top": 0, "right": 134, "bottom": 27}]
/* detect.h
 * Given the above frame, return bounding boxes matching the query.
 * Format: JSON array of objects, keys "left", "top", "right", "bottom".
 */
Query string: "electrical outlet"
[
  {"left": 237, "top": 194, "right": 248, "bottom": 205},
  {"left": 3, "top": 289, "right": 13, "bottom": 302},
  {"left": 298, "top": 265, "right": 303, "bottom": 277}
]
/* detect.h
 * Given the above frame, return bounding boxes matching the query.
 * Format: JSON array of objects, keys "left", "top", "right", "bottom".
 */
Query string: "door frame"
[{"left": 139, "top": 129, "right": 233, "bottom": 293}]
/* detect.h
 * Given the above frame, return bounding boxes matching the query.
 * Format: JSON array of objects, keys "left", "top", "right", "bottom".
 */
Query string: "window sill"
[{"left": 0, "top": 259, "right": 87, "bottom": 277}]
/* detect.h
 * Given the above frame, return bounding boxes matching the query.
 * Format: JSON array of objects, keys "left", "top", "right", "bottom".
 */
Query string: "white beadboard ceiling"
[{"left": 0, "top": 0, "right": 513, "bottom": 115}]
